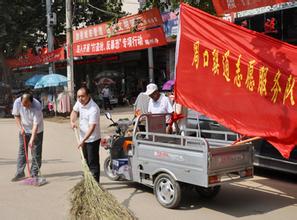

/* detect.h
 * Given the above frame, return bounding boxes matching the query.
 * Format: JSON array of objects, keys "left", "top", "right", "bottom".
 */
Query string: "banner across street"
[{"left": 73, "top": 27, "right": 167, "bottom": 56}]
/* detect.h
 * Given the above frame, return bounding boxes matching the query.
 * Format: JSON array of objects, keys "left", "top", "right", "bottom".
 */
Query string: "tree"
[
  {"left": 0, "top": 0, "right": 123, "bottom": 57},
  {"left": 142, "top": 0, "right": 216, "bottom": 15},
  {"left": 0, "top": 0, "right": 213, "bottom": 60},
  {"left": 0, "top": 0, "right": 47, "bottom": 82},
  {"left": 0, "top": 0, "right": 46, "bottom": 58},
  {"left": 0, "top": 0, "right": 123, "bottom": 82}
]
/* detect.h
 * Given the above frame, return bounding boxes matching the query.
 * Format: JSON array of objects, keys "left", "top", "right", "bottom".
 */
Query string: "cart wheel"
[
  {"left": 154, "top": 173, "right": 181, "bottom": 209},
  {"left": 196, "top": 186, "right": 221, "bottom": 199},
  {"left": 103, "top": 156, "right": 120, "bottom": 181}
]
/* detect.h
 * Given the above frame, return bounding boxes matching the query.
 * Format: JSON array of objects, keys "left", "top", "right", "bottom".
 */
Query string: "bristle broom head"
[
  {"left": 22, "top": 177, "right": 47, "bottom": 187},
  {"left": 70, "top": 159, "right": 136, "bottom": 219}
]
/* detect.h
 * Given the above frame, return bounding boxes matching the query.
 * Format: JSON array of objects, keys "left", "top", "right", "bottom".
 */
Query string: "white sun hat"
[{"left": 145, "top": 83, "right": 158, "bottom": 96}]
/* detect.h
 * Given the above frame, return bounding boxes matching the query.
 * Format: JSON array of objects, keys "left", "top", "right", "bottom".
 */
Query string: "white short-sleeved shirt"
[
  {"left": 148, "top": 94, "right": 173, "bottom": 114},
  {"left": 101, "top": 88, "right": 110, "bottom": 98},
  {"left": 134, "top": 92, "right": 150, "bottom": 114},
  {"left": 12, "top": 97, "right": 44, "bottom": 134},
  {"left": 73, "top": 99, "right": 101, "bottom": 143}
]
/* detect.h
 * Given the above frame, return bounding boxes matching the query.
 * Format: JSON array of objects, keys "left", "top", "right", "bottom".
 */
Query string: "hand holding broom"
[{"left": 73, "top": 127, "right": 86, "bottom": 160}]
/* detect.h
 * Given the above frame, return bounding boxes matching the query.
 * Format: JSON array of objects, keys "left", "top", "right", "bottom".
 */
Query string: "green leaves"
[
  {"left": 0, "top": 0, "right": 215, "bottom": 58},
  {"left": 0, "top": 0, "right": 46, "bottom": 57},
  {"left": 141, "top": 0, "right": 216, "bottom": 14},
  {"left": 0, "top": 0, "right": 124, "bottom": 58},
  {"left": 75, "top": 0, "right": 89, "bottom": 4}
]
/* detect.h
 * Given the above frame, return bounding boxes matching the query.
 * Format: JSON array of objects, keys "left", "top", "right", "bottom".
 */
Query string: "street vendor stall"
[{"left": 34, "top": 73, "right": 71, "bottom": 116}]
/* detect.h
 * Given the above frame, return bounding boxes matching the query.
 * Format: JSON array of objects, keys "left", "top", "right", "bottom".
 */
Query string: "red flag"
[
  {"left": 175, "top": 3, "right": 297, "bottom": 159},
  {"left": 213, "top": 0, "right": 290, "bottom": 15}
]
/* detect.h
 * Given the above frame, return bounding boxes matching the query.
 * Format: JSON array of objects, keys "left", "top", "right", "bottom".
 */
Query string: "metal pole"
[
  {"left": 281, "top": 10, "right": 284, "bottom": 41},
  {"left": 66, "top": 0, "right": 75, "bottom": 105},
  {"left": 46, "top": 0, "right": 55, "bottom": 74},
  {"left": 148, "top": 48, "right": 154, "bottom": 83}
]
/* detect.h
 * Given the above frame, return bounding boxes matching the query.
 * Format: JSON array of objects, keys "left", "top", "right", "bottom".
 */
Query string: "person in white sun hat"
[{"left": 146, "top": 83, "right": 173, "bottom": 115}]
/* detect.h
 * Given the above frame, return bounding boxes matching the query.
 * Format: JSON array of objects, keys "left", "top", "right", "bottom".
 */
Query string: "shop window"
[
  {"left": 283, "top": 8, "right": 297, "bottom": 45},
  {"left": 235, "top": 7, "right": 297, "bottom": 45}
]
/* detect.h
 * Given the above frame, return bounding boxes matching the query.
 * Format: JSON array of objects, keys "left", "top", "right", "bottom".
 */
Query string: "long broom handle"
[
  {"left": 233, "top": 136, "right": 261, "bottom": 145},
  {"left": 73, "top": 127, "right": 86, "bottom": 160}
]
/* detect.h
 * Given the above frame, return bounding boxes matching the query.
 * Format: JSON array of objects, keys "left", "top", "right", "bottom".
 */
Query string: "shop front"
[
  {"left": 234, "top": 3, "right": 297, "bottom": 45},
  {"left": 69, "top": 46, "right": 175, "bottom": 106},
  {"left": 69, "top": 51, "right": 149, "bottom": 106},
  {"left": 71, "top": 8, "right": 169, "bottom": 106}
]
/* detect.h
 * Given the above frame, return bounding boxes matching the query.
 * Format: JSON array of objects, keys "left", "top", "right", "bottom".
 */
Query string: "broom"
[{"left": 70, "top": 128, "right": 136, "bottom": 220}]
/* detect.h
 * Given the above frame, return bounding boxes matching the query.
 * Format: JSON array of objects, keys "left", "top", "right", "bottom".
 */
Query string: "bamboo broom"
[{"left": 69, "top": 128, "right": 136, "bottom": 220}]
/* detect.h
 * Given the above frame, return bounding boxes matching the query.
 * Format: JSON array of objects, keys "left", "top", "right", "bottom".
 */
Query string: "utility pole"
[
  {"left": 46, "top": 0, "right": 55, "bottom": 74},
  {"left": 148, "top": 48, "right": 154, "bottom": 83},
  {"left": 66, "top": 0, "right": 75, "bottom": 104}
]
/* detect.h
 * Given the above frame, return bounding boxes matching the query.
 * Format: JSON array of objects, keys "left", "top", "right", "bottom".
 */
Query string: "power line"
[{"left": 87, "top": 3, "right": 119, "bottom": 17}]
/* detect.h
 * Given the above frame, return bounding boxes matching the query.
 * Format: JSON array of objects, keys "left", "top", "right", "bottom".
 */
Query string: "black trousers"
[
  {"left": 83, "top": 139, "right": 100, "bottom": 182},
  {"left": 103, "top": 97, "right": 112, "bottom": 110}
]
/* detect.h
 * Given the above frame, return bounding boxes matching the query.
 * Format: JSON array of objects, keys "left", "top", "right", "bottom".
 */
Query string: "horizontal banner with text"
[
  {"left": 73, "top": 8, "right": 163, "bottom": 43},
  {"left": 73, "top": 27, "right": 167, "bottom": 56},
  {"left": 6, "top": 48, "right": 65, "bottom": 69},
  {"left": 212, "top": 0, "right": 290, "bottom": 15}
]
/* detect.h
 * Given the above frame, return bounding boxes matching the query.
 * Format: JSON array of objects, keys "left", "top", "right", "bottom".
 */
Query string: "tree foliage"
[
  {"left": 0, "top": 0, "right": 215, "bottom": 58},
  {"left": 142, "top": 0, "right": 216, "bottom": 15},
  {"left": 0, "top": 0, "right": 123, "bottom": 58},
  {"left": 0, "top": 0, "right": 46, "bottom": 57}
]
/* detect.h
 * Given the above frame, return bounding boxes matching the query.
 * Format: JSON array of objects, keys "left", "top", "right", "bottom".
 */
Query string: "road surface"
[{"left": 0, "top": 108, "right": 296, "bottom": 219}]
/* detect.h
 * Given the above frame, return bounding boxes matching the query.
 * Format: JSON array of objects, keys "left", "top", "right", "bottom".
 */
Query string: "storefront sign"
[
  {"left": 6, "top": 47, "right": 65, "bottom": 68},
  {"left": 236, "top": 1, "right": 297, "bottom": 18},
  {"left": 175, "top": 4, "right": 297, "bottom": 158},
  {"left": 73, "top": 8, "right": 163, "bottom": 43},
  {"left": 162, "top": 11, "right": 179, "bottom": 37},
  {"left": 73, "top": 27, "right": 167, "bottom": 56},
  {"left": 213, "top": 0, "right": 291, "bottom": 15}
]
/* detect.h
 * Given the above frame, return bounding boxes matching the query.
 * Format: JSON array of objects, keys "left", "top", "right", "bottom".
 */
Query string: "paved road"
[{"left": 0, "top": 109, "right": 296, "bottom": 220}]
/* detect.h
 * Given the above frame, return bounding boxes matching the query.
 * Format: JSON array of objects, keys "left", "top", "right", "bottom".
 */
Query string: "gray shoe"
[{"left": 11, "top": 173, "right": 25, "bottom": 182}]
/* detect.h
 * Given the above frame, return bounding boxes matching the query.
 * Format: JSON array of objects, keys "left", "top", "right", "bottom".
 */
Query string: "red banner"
[
  {"left": 73, "top": 27, "right": 167, "bottom": 57},
  {"left": 213, "top": 0, "right": 290, "bottom": 15},
  {"left": 175, "top": 4, "right": 297, "bottom": 158},
  {"left": 6, "top": 48, "right": 65, "bottom": 68},
  {"left": 73, "top": 8, "right": 163, "bottom": 43}
]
